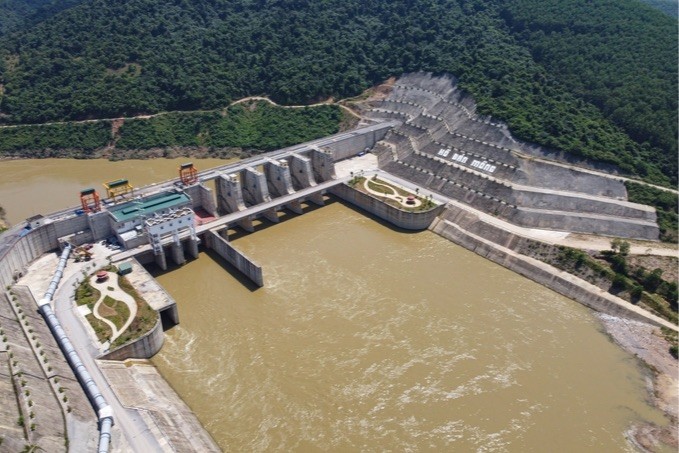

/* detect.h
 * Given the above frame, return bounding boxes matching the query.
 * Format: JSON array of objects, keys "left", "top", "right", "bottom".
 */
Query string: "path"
[
  {"left": 361, "top": 178, "right": 422, "bottom": 207},
  {"left": 0, "top": 94, "right": 365, "bottom": 130},
  {"left": 228, "top": 95, "right": 363, "bottom": 119},
  {"left": 89, "top": 273, "right": 138, "bottom": 343}
]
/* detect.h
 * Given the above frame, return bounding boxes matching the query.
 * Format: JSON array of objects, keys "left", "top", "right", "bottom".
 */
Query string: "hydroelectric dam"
[{"left": 0, "top": 73, "right": 675, "bottom": 453}]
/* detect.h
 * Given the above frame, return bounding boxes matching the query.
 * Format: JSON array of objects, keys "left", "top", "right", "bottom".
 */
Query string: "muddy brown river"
[
  {"left": 0, "top": 159, "right": 670, "bottom": 451},
  {"left": 153, "top": 202, "right": 668, "bottom": 452},
  {"left": 0, "top": 157, "right": 227, "bottom": 225}
]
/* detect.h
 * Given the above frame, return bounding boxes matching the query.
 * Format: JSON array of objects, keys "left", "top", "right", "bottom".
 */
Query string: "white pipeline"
[{"left": 37, "top": 244, "right": 114, "bottom": 453}]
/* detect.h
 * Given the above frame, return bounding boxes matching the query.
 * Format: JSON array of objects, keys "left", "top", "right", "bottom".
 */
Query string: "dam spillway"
[
  {"left": 0, "top": 71, "right": 665, "bottom": 288},
  {"left": 0, "top": 122, "right": 395, "bottom": 287}
]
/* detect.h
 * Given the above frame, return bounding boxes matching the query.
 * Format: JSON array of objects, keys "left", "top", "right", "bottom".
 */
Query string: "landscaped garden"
[
  {"left": 75, "top": 266, "right": 158, "bottom": 348},
  {"left": 348, "top": 175, "right": 437, "bottom": 212}
]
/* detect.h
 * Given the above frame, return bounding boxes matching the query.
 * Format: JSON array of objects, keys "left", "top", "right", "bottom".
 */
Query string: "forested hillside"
[
  {"left": 501, "top": 0, "right": 677, "bottom": 183},
  {"left": 638, "top": 0, "right": 679, "bottom": 17},
  {"left": 0, "top": 0, "right": 675, "bottom": 184},
  {"left": 0, "top": 101, "right": 342, "bottom": 157},
  {"left": 0, "top": 0, "right": 83, "bottom": 36}
]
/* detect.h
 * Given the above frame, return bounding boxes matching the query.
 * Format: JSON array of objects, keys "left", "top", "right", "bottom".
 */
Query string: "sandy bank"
[{"left": 599, "top": 315, "right": 678, "bottom": 451}]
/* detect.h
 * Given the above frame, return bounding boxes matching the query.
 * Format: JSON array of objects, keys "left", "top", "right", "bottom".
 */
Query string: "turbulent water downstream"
[
  {"left": 0, "top": 159, "right": 669, "bottom": 451},
  {"left": 152, "top": 201, "right": 667, "bottom": 452}
]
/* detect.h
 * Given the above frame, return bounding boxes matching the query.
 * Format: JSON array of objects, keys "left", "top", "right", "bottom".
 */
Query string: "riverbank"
[
  {"left": 0, "top": 145, "right": 247, "bottom": 161},
  {"left": 599, "top": 315, "right": 678, "bottom": 451}
]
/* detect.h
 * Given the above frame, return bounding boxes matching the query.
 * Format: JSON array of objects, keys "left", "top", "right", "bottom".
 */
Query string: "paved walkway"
[
  {"left": 89, "top": 273, "right": 138, "bottom": 344},
  {"left": 362, "top": 177, "right": 423, "bottom": 207}
]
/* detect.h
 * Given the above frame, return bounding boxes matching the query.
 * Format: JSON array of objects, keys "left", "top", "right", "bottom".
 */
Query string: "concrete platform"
[
  {"left": 118, "top": 260, "right": 176, "bottom": 313},
  {"left": 100, "top": 360, "right": 220, "bottom": 452}
]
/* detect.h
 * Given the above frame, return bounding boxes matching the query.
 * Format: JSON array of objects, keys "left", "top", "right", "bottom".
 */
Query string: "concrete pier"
[
  {"left": 187, "top": 237, "right": 199, "bottom": 259},
  {"left": 264, "top": 159, "right": 295, "bottom": 198},
  {"left": 310, "top": 147, "right": 336, "bottom": 182},
  {"left": 309, "top": 192, "right": 325, "bottom": 206},
  {"left": 205, "top": 230, "right": 264, "bottom": 287},
  {"left": 262, "top": 208, "right": 280, "bottom": 223},
  {"left": 288, "top": 153, "right": 317, "bottom": 189},
  {"left": 215, "top": 174, "right": 246, "bottom": 215},
  {"left": 171, "top": 241, "right": 185, "bottom": 266},
  {"left": 286, "top": 199, "right": 304, "bottom": 214},
  {"left": 241, "top": 167, "right": 271, "bottom": 206},
  {"left": 154, "top": 249, "right": 167, "bottom": 271}
]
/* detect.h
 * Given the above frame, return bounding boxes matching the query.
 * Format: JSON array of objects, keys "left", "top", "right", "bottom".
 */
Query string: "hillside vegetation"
[
  {"left": 638, "top": 0, "right": 679, "bottom": 17},
  {"left": 501, "top": 0, "right": 677, "bottom": 182},
  {"left": 0, "top": 0, "right": 83, "bottom": 36},
  {"left": 0, "top": 0, "right": 675, "bottom": 184},
  {"left": 625, "top": 182, "right": 678, "bottom": 243},
  {"left": 0, "top": 101, "right": 342, "bottom": 157}
]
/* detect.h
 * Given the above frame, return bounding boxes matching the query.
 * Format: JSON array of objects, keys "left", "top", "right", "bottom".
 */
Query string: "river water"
[
  {"left": 153, "top": 201, "right": 667, "bottom": 452},
  {"left": 0, "top": 158, "right": 227, "bottom": 225},
  {"left": 0, "top": 159, "right": 669, "bottom": 451}
]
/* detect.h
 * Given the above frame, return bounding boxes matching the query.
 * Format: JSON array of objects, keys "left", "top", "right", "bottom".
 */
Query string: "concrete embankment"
[
  {"left": 99, "top": 359, "right": 220, "bottom": 452},
  {"left": 331, "top": 183, "right": 443, "bottom": 230},
  {"left": 430, "top": 204, "right": 678, "bottom": 331},
  {"left": 100, "top": 318, "right": 164, "bottom": 361}
]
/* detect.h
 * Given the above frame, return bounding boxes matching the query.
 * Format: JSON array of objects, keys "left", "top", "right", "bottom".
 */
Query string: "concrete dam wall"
[
  {"left": 0, "top": 123, "right": 391, "bottom": 288},
  {"left": 99, "top": 318, "right": 164, "bottom": 361}
]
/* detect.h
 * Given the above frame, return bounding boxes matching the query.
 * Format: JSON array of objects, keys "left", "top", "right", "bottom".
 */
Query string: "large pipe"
[{"left": 38, "top": 244, "right": 114, "bottom": 453}]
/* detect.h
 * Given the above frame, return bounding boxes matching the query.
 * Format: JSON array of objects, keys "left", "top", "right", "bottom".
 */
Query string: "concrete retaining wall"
[
  {"left": 430, "top": 205, "right": 676, "bottom": 330},
  {"left": 326, "top": 128, "right": 392, "bottom": 161},
  {"left": 0, "top": 224, "right": 59, "bottom": 288},
  {"left": 99, "top": 318, "right": 164, "bottom": 360},
  {"left": 331, "top": 184, "right": 443, "bottom": 230},
  {"left": 88, "top": 211, "right": 113, "bottom": 242},
  {"left": 204, "top": 231, "right": 264, "bottom": 287}
]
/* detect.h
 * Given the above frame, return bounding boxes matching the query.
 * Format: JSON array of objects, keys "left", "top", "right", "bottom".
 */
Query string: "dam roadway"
[
  {"left": 112, "top": 176, "right": 352, "bottom": 261},
  {"left": 44, "top": 121, "right": 399, "bottom": 225}
]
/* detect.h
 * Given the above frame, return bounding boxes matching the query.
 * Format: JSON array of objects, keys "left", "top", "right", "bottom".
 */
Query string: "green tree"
[{"left": 644, "top": 268, "right": 664, "bottom": 293}]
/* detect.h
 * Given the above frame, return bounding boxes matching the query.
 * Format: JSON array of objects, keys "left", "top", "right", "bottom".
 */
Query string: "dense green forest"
[
  {"left": 0, "top": 0, "right": 83, "bottom": 36},
  {"left": 0, "top": 121, "right": 110, "bottom": 154},
  {"left": 638, "top": 0, "right": 678, "bottom": 17},
  {"left": 0, "top": 101, "right": 341, "bottom": 156},
  {"left": 0, "top": 0, "right": 676, "bottom": 184},
  {"left": 501, "top": 0, "right": 677, "bottom": 183},
  {"left": 116, "top": 102, "right": 341, "bottom": 150},
  {"left": 625, "top": 182, "right": 678, "bottom": 242}
]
